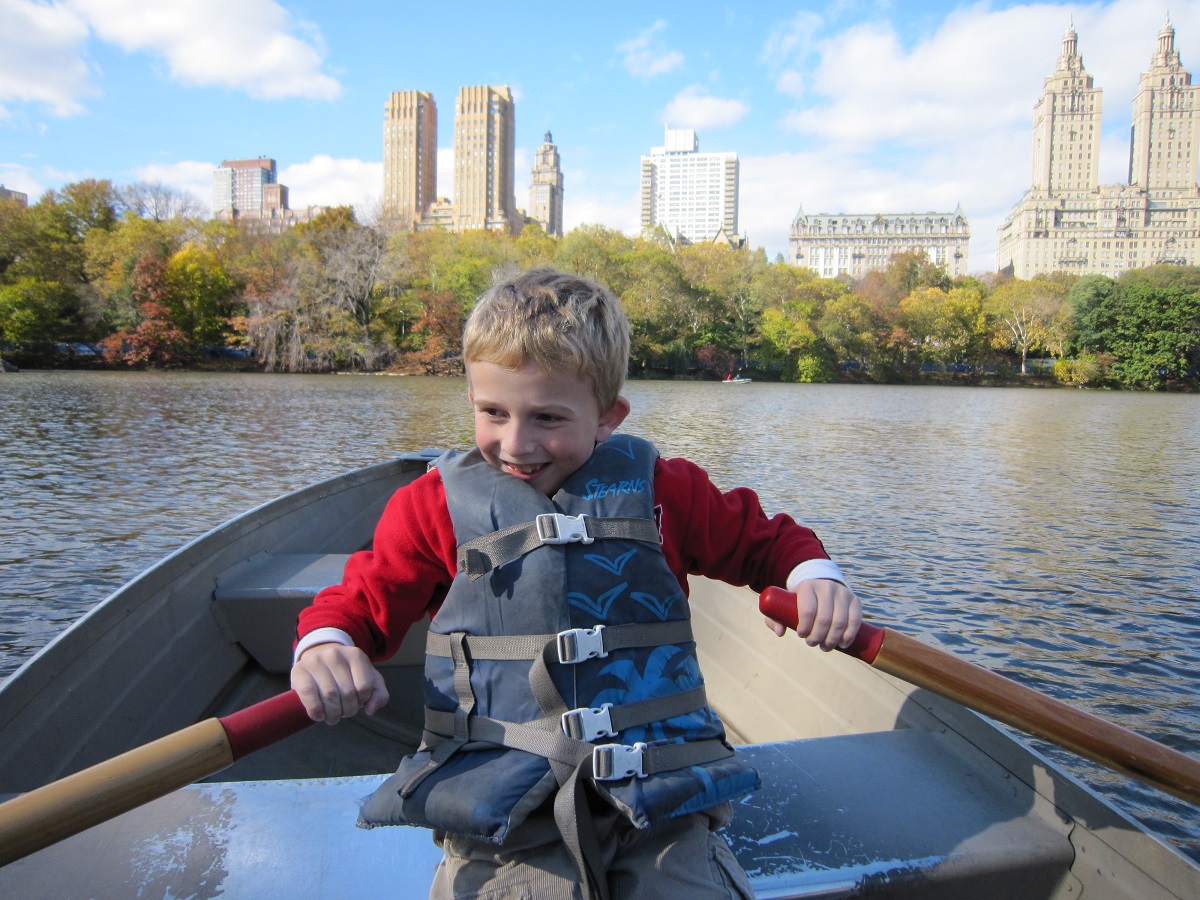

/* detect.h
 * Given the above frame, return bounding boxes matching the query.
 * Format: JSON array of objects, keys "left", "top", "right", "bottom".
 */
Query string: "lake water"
[{"left": 2, "top": 371, "right": 1198, "bottom": 863}]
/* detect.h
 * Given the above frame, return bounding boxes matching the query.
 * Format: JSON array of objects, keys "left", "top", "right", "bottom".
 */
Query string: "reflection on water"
[{"left": 2, "top": 372, "right": 1198, "bottom": 861}]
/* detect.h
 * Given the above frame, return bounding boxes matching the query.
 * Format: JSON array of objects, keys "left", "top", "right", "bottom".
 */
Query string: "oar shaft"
[
  {"left": 759, "top": 587, "right": 1200, "bottom": 808},
  {"left": 0, "top": 690, "right": 314, "bottom": 867},
  {"left": 872, "top": 627, "right": 1200, "bottom": 807},
  {"left": 0, "top": 719, "right": 232, "bottom": 867}
]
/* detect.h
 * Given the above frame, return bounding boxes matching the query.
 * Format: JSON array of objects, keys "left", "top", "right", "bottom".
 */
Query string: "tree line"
[{"left": 2, "top": 178, "right": 1198, "bottom": 390}]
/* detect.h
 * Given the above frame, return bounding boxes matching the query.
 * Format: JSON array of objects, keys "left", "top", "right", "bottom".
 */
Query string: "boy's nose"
[{"left": 501, "top": 420, "right": 535, "bottom": 457}]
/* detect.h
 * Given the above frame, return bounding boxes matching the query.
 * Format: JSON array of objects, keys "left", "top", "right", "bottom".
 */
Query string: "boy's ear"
[{"left": 596, "top": 395, "right": 631, "bottom": 442}]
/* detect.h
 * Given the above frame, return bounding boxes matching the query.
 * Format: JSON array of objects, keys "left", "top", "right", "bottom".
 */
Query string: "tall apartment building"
[
  {"left": 213, "top": 158, "right": 276, "bottom": 217},
  {"left": 212, "top": 158, "right": 320, "bottom": 232},
  {"left": 529, "top": 131, "right": 564, "bottom": 237},
  {"left": 789, "top": 207, "right": 971, "bottom": 279},
  {"left": 997, "top": 19, "right": 1200, "bottom": 278},
  {"left": 382, "top": 90, "right": 437, "bottom": 229},
  {"left": 453, "top": 85, "right": 518, "bottom": 233},
  {"left": 640, "top": 127, "right": 739, "bottom": 244}
]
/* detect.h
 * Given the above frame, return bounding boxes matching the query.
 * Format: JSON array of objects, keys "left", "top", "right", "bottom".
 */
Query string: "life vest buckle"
[
  {"left": 592, "top": 742, "right": 648, "bottom": 780},
  {"left": 557, "top": 625, "right": 608, "bottom": 664},
  {"left": 562, "top": 703, "right": 616, "bottom": 741},
  {"left": 536, "top": 513, "right": 594, "bottom": 545}
]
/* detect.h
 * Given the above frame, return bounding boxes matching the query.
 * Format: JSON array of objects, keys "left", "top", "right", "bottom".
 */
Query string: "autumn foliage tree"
[{"left": 3, "top": 178, "right": 1198, "bottom": 389}]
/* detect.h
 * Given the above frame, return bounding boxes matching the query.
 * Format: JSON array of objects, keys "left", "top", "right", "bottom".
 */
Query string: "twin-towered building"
[
  {"left": 997, "top": 18, "right": 1200, "bottom": 278},
  {"left": 381, "top": 86, "right": 563, "bottom": 237}
]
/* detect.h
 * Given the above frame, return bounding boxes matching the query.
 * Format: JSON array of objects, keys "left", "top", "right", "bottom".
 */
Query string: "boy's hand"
[
  {"left": 763, "top": 579, "right": 862, "bottom": 651},
  {"left": 291, "top": 643, "right": 390, "bottom": 725}
]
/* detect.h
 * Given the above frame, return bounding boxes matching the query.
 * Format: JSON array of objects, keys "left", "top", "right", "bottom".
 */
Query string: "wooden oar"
[
  {"left": 760, "top": 586, "right": 1200, "bottom": 808},
  {"left": 0, "top": 690, "right": 314, "bottom": 867}
]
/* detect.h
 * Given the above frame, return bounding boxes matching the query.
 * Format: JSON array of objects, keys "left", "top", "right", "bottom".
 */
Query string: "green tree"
[
  {"left": 899, "top": 285, "right": 985, "bottom": 368},
  {"left": 620, "top": 242, "right": 692, "bottom": 371},
  {"left": 0, "top": 277, "right": 81, "bottom": 345},
  {"left": 818, "top": 291, "right": 881, "bottom": 372},
  {"left": 1107, "top": 267, "right": 1200, "bottom": 389},
  {"left": 166, "top": 245, "right": 235, "bottom": 347},
  {"left": 1066, "top": 274, "right": 1118, "bottom": 354},
  {"left": 985, "top": 275, "right": 1071, "bottom": 373},
  {"left": 514, "top": 223, "right": 557, "bottom": 269}
]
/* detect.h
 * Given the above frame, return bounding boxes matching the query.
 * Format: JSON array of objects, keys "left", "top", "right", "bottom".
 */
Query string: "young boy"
[{"left": 291, "top": 268, "right": 861, "bottom": 900}]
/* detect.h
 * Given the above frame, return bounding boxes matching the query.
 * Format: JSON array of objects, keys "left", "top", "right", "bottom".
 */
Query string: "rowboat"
[{"left": 1, "top": 451, "right": 1197, "bottom": 898}]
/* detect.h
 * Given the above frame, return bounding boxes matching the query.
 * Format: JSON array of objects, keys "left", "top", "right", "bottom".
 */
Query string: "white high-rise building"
[{"left": 640, "top": 126, "right": 739, "bottom": 244}]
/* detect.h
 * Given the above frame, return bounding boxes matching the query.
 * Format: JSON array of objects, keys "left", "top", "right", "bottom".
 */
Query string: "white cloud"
[
  {"left": 0, "top": 0, "right": 93, "bottom": 117},
  {"left": 563, "top": 187, "right": 641, "bottom": 235},
  {"left": 132, "top": 160, "right": 215, "bottom": 212},
  {"left": 67, "top": 0, "right": 340, "bottom": 100},
  {"left": 617, "top": 21, "right": 684, "bottom": 78},
  {"left": 436, "top": 146, "right": 454, "bottom": 201},
  {"left": 774, "top": 70, "right": 805, "bottom": 99},
  {"left": 781, "top": 7, "right": 1067, "bottom": 148},
  {"left": 0, "top": 162, "right": 44, "bottom": 198},
  {"left": 760, "top": 10, "right": 823, "bottom": 70},
  {"left": 662, "top": 86, "right": 749, "bottom": 131},
  {"left": 279, "top": 155, "right": 381, "bottom": 215}
]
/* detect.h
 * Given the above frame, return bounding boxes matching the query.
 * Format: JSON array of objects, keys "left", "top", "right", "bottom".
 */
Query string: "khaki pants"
[{"left": 429, "top": 803, "right": 753, "bottom": 900}]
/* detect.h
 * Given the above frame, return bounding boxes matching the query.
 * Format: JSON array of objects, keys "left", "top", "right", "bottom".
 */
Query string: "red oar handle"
[
  {"left": 219, "top": 689, "right": 315, "bottom": 760},
  {"left": 0, "top": 690, "right": 315, "bottom": 867},
  {"left": 759, "top": 585, "right": 885, "bottom": 661}
]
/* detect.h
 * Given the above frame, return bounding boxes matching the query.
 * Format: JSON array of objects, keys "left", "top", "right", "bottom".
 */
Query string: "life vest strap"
[
  {"left": 421, "top": 700, "right": 731, "bottom": 780},
  {"left": 560, "top": 686, "right": 709, "bottom": 742},
  {"left": 457, "top": 513, "right": 662, "bottom": 580},
  {"left": 425, "top": 620, "right": 694, "bottom": 664}
]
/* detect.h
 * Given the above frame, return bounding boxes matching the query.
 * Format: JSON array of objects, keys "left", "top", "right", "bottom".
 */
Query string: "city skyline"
[{"left": 2, "top": 1, "right": 1198, "bottom": 271}]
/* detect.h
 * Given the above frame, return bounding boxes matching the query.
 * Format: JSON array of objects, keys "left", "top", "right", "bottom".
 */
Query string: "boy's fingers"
[
  {"left": 350, "top": 654, "right": 391, "bottom": 715},
  {"left": 786, "top": 581, "right": 864, "bottom": 651},
  {"left": 763, "top": 615, "right": 787, "bottom": 637},
  {"left": 793, "top": 583, "right": 819, "bottom": 638},
  {"left": 290, "top": 668, "right": 328, "bottom": 723}
]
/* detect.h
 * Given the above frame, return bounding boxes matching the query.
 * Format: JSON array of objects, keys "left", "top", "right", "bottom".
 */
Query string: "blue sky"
[{"left": 1, "top": 0, "right": 1196, "bottom": 271}]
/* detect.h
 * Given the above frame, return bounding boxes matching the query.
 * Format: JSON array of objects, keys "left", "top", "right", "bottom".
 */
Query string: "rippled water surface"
[{"left": 2, "top": 371, "right": 1198, "bottom": 862}]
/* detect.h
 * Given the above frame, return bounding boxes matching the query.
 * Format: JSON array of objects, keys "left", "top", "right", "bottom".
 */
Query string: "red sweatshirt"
[{"left": 296, "top": 455, "right": 831, "bottom": 663}]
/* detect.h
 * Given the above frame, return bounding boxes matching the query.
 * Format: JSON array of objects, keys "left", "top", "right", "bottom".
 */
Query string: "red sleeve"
[
  {"left": 654, "top": 456, "right": 830, "bottom": 594},
  {"left": 295, "top": 468, "right": 458, "bottom": 662}
]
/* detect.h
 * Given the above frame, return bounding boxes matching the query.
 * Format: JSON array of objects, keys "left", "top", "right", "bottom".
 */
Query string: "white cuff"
[
  {"left": 293, "top": 628, "right": 355, "bottom": 665},
  {"left": 786, "top": 559, "right": 847, "bottom": 591}
]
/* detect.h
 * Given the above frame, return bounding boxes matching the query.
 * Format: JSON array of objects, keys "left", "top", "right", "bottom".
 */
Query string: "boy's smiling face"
[{"left": 467, "top": 359, "right": 630, "bottom": 496}]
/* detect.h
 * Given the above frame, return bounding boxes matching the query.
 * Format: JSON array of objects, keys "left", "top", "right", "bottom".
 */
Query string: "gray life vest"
[{"left": 359, "top": 434, "right": 760, "bottom": 842}]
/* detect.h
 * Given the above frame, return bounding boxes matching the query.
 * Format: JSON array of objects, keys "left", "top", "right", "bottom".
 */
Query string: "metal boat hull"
[{"left": 1, "top": 454, "right": 1196, "bottom": 898}]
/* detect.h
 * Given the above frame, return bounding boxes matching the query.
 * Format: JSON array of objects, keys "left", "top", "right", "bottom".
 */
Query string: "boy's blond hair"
[{"left": 463, "top": 268, "right": 630, "bottom": 411}]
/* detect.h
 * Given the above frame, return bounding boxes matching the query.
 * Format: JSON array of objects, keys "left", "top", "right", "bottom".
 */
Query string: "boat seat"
[
  {"left": 212, "top": 552, "right": 428, "bottom": 673},
  {"left": 726, "top": 731, "right": 1075, "bottom": 898}
]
